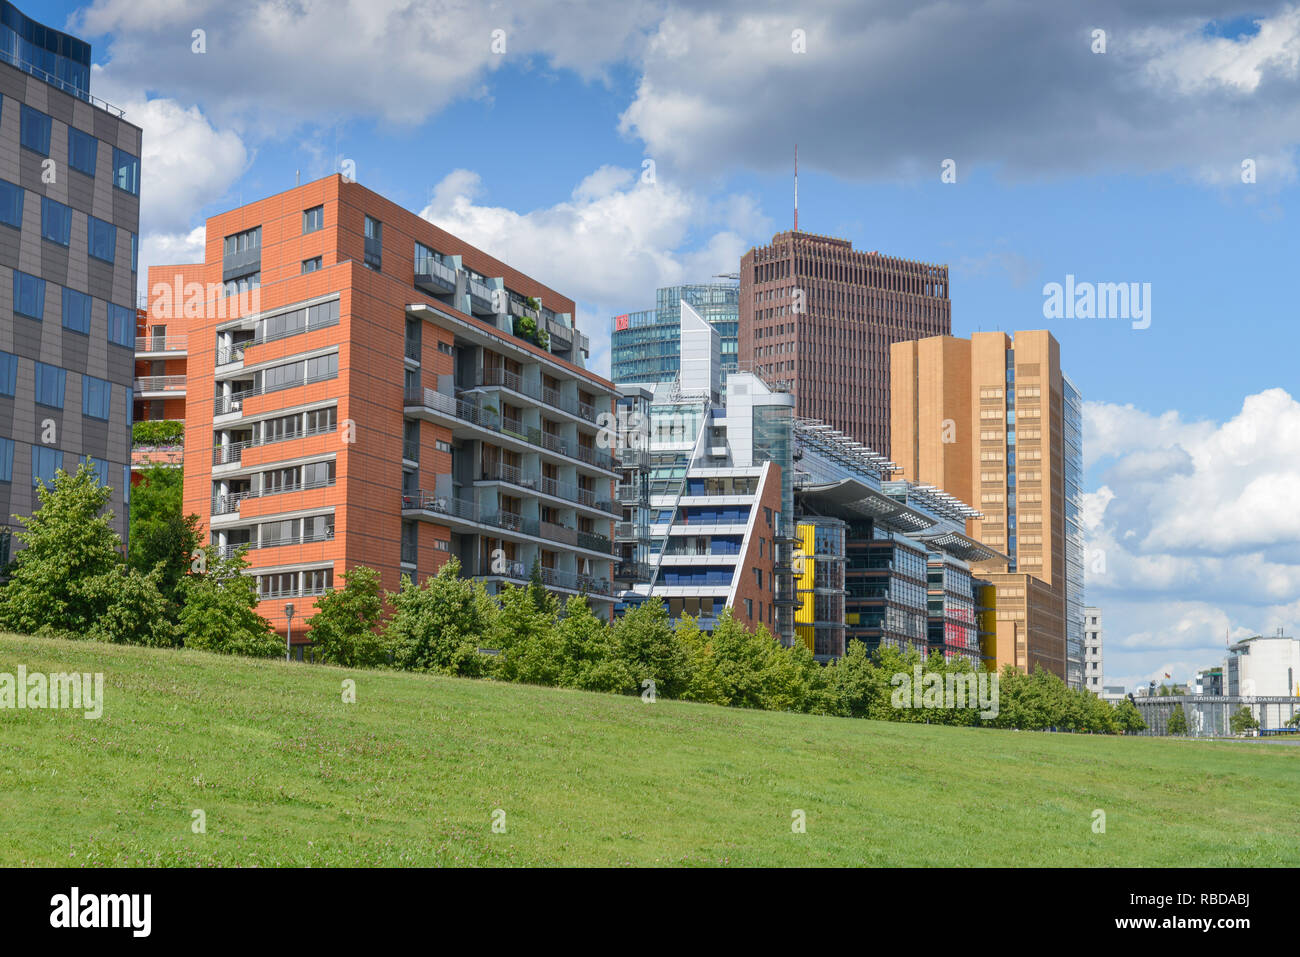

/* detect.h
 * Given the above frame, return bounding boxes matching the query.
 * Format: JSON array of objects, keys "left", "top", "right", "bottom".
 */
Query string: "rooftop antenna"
[{"left": 794, "top": 144, "right": 798, "bottom": 233}]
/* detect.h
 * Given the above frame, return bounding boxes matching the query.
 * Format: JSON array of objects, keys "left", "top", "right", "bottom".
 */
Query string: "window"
[
  {"left": 301, "top": 256, "right": 322, "bottom": 274},
  {"left": 112, "top": 148, "right": 140, "bottom": 195},
  {"left": 88, "top": 217, "right": 116, "bottom": 262},
  {"left": 0, "top": 437, "right": 12, "bottom": 482},
  {"left": 19, "top": 105, "right": 51, "bottom": 154},
  {"left": 303, "top": 205, "right": 324, "bottom": 233},
  {"left": 305, "top": 353, "right": 338, "bottom": 382},
  {"left": 223, "top": 226, "right": 261, "bottom": 256},
  {"left": 0, "top": 180, "right": 23, "bottom": 228},
  {"left": 82, "top": 375, "right": 112, "bottom": 420},
  {"left": 62, "top": 287, "right": 91, "bottom": 334},
  {"left": 35, "top": 362, "right": 66, "bottom": 408},
  {"left": 32, "top": 446, "right": 60, "bottom": 488},
  {"left": 82, "top": 455, "right": 109, "bottom": 487},
  {"left": 107, "top": 303, "right": 134, "bottom": 347},
  {"left": 224, "top": 273, "right": 260, "bottom": 297},
  {"left": 14, "top": 271, "right": 45, "bottom": 319},
  {"left": 364, "top": 215, "right": 382, "bottom": 270},
  {"left": 41, "top": 197, "right": 72, "bottom": 246},
  {"left": 0, "top": 351, "right": 15, "bottom": 396},
  {"left": 68, "top": 128, "right": 98, "bottom": 176},
  {"left": 130, "top": 232, "right": 138, "bottom": 272}
]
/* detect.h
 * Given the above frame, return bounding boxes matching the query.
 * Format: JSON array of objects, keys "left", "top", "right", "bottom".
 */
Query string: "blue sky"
[{"left": 49, "top": 0, "right": 1300, "bottom": 689}]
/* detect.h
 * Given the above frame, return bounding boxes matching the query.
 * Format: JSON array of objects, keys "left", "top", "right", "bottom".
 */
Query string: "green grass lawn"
[{"left": 0, "top": 632, "right": 1296, "bottom": 866}]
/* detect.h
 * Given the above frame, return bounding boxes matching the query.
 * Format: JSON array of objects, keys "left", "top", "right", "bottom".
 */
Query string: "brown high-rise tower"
[{"left": 738, "top": 231, "right": 950, "bottom": 454}]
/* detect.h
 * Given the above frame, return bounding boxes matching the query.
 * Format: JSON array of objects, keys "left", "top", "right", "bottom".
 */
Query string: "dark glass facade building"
[
  {"left": 0, "top": 2, "right": 141, "bottom": 557},
  {"left": 611, "top": 282, "right": 738, "bottom": 385},
  {"left": 0, "top": 2, "right": 91, "bottom": 98}
]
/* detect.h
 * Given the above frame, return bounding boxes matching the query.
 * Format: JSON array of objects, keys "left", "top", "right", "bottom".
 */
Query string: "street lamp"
[{"left": 284, "top": 603, "right": 295, "bottom": 662}]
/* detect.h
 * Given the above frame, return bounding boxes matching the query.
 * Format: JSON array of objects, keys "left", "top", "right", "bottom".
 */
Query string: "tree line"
[{"left": 0, "top": 463, "right": 1146, "bottom": 734}]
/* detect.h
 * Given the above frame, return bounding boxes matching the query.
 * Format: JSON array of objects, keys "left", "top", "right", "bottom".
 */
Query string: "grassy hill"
[{"left": 0, "top": 632, "right": 1296, "bottom": 866}]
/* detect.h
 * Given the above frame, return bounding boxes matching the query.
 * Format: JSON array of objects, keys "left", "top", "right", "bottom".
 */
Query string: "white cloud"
[
  {"left": 86, "top": 68, "right": 249, "bottom": 297},
  {"left": 1135, "top": 9, "right": 1300, "bottom": 94},
  {"left": 1084, "top": 389, "right": 1300, "bottom": 686},
  {"left": 74, "top": 0, "right": 663, "bottom": 131},
  {"left": 419, "top": 166, "right": 767, "bottom": 375}
]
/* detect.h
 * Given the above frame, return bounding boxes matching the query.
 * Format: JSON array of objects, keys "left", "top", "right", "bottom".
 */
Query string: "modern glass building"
[
  {"left": 0, "top": 1, "right": 92, "bottom": 98},
  {"left": 611, "top": 282, "right": 738, "bottom": 385},
  {"left": 0, "top": 2, "right": 141, "bottom": 558}
]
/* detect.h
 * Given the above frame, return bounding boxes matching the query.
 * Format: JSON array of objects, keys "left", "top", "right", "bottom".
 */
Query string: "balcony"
[
  {"left": 477, "top": 462, "right": 613, "bottom": 516},
  {"left": 134, "top": 375, "right": 186, "bottom": 397},
  {"left": 211, "top": 475, "right": 333, "bottom": 515},
  {"left": 471, "top": 366, "right": 606, "bottom": 427},
  {"left": 465, "top": 276, "right": 496, "bottom": 315},
  {"left": 213, "top": 421, "right": 336, "bottom": 467},
  {"left": 404, "top": 386, "right": 618, "bottom": 475},
  {"left": 218, "top": 528, "right": 334, "bottom": 558},
  {"left": 415, "top": 256, "right": 457, "bottom": 295},
  {"left": 474, "top": 559, "right": 613, "bottom": 597},
  {"left": 615, "top": 482, "right": 644, "bottom": 505},
  {"left": 614, "top": 559, "right": 651, "bottom": 582},
  {"left": 135, "top": 335, "right": 188, "bottom": 356},
  {"left": 401, "top": 490, "right": 612, "bottom": 556}
]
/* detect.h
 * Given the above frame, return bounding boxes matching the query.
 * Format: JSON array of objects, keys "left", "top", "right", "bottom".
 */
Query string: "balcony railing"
[
  {"left": 414, "top": 256, "right": 458, "bottom": 294},
  {"left": 219, "top": 529, "right": 334, "bottom": 558},
  {"left": 0, "top": 48, "right": 125, "bottom": 116},
  {"left": 472, "top": 366, "right": 603, "bottom": 427},
  {"left": 134, "top": 375, "right": 186, "bottom": 393},
  {"left": 216, "top": 311, "right": 341, "bottom": 366},
  {"left": 476, "top": 559, "right": 612, "bottom": 596},
  {"left": 212, "top": 476, "right": 333, "bottom": 515},
  {"left": 214, "top": 368, "right": 337, "bottom": 415},
  {"left": 136, "top": 335, "right": 187, "bottom": 353},
  {"left": 212, "top": 421, "right": 337, "bottom": 466},
  {"left": 405, "top": 386, "right": 617, "bottom": 473},
  {"left": 614, "top": 560, "right": 652, "bottom": 581},
  {"left": 401, "top": 490, "right": 611, "bottom": 554}
]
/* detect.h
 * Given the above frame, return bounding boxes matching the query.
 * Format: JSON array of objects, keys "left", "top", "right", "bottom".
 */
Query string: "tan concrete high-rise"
[
  {"left": 739, "top": 232, "right": 950, "bottom": 455},
  {"left": 891, "top": 330, "right": 1084, "bottom": 684}
]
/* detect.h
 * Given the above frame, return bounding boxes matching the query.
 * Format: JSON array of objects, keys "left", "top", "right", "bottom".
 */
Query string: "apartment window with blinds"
[{"left": 303, "top": 205, "right": 324, "bottom": 233}]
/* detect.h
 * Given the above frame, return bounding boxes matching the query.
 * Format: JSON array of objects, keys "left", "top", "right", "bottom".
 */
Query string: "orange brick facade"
[{"left": 160, "top": 175, "right": 616, "bottom": 643}]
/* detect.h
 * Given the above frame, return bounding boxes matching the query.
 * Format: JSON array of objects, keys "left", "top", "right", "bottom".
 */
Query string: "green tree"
[
  {"left": 493, "top": 582, "right": 563, "bottom": 685},
  {"left": 1229, "top": 706, "right": 1259, "bottom": 735},
  {"left": 555, "top": 596, "right": 632, "bottom": 693},
  {"left": 80, "top": 565, "right": 177, "bottom": 647},
  {"left": 1114, "top": 698, "right": 1147, "bottom": 734},
  {"left": 1167, "top": 703, "right": 1189, "bottom": 736},
  {"left": 307, "top": 565, "right": 389, "bottom": 667},
  {"left": 0, "top": 463, "right": 125, "bottom": 636},
  {"left": 127, "top": 464, "right": 201, "bottom": 615},
  {"left": 177, "top": 546, "right": 280, "bottom": 657},
  {"left": 387, "top": 557, "right": 496, "bottom": 675},
  {"left": 610, "top": 598, "right": 692, "bottom": 698}
]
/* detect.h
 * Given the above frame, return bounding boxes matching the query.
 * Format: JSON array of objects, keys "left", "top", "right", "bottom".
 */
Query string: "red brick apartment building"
[
  {"left": 739, "top": 231, "right": 951, "bottom": 455},
  {"left": 155, "top": 175, "right": 618, "bottom": 648}
]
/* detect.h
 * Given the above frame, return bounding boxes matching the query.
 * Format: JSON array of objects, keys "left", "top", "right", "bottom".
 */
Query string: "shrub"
[{"left": 132, "top": 420, "right": 185, "bottom": 446}]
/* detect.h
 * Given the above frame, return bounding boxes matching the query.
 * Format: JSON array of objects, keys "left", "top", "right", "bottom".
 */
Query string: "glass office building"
[
  {"left": 611, "top": 282, "right": 738, "bottom": 385},
  {"left": 0, "top": 1, "right": 92, "bottom": 98}
]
